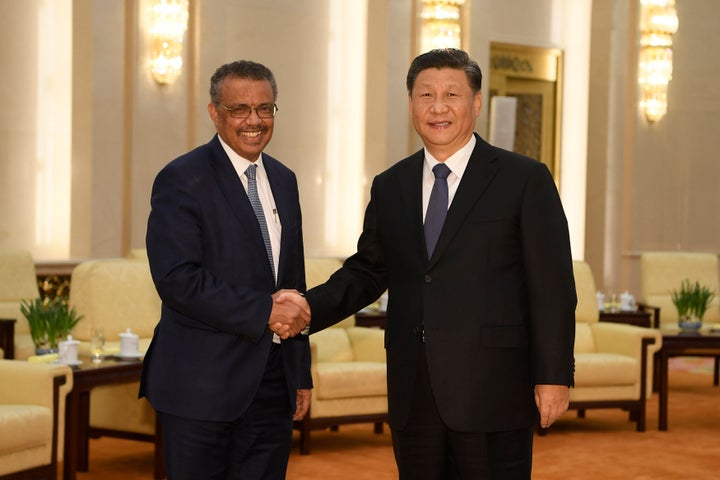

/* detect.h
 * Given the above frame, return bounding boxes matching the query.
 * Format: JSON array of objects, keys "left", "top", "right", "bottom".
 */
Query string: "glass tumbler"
[{"left": 90, "top": 327, "right": 105, "bottom": 363}]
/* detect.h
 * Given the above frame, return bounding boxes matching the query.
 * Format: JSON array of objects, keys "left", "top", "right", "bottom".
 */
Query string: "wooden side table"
[
  {"left": 63, "top": 357, "right": 164, "bottom": 480},
  {"left": 354, "top": 310, "right": 386, "bottom": 329},
  {"left": 0, "top": 318, "right": 16, "bottom": 359},
  {"left": 599, "top": 310, "right": 652, "bottom": 328}
]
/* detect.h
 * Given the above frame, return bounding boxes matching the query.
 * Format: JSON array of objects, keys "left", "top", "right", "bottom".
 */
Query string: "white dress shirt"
[
  {"left": 218, "top": 137, "right": 281, "bottom": 280},
  {"left": 422, "top": 135, "right": 476, "bottom": 221},
  {"left": 219, "top": 137, "right": 282, "bottom": 343}
]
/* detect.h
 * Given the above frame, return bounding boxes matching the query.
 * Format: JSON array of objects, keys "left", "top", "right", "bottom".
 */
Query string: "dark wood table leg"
[
  {"left": 76, "top": 390, "right": 92, "bottom": 471},
  {"left": 64, "top": 388, "right": 80, "bottom": 480},
  {"left": 0, "top": 318, "right": 16, "bottom": 359},
  {"left": 658, "top": 349, "right": 669, "bottom": 431}
]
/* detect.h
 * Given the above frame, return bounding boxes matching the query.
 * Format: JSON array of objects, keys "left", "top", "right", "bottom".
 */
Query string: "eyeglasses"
[{"left": 215, "top": 103, "right": 278, "bottom": 119}]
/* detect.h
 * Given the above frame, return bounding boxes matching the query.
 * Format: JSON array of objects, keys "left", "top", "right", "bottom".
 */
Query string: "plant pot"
[
  {"left": 35, "top": 346, "right": 58, "bottom": 356},
  {"left": 678, "top": 316, "right": 702, "bottom": 332}
]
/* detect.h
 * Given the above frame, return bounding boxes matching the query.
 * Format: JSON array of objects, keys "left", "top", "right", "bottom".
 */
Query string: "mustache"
[{"left": 237, "top": 126, "right": 266, "bottom": 134}]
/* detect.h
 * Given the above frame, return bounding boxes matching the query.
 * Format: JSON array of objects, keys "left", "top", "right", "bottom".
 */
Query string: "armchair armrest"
[
  {"left": 590, "top": 323, "right": 663, "bottom": 357},
  {"left": 637, "top": 303, "right": 661, "bottom": 328},
  {"left": 0, "top": 360, "right": 73, "bottom": 406}
]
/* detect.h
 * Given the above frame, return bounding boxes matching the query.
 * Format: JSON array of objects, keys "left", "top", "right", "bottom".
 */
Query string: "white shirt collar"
[
  {"left": 423, "top": 134, "right": 476, "bottom": 180},
  {"left": 217, "top": 135, "right": 266, "bottom": 176}
]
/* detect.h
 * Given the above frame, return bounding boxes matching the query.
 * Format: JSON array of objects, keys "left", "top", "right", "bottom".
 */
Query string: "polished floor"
[{"left": 69, "top": 358, "right": 718, "bottom": 480}]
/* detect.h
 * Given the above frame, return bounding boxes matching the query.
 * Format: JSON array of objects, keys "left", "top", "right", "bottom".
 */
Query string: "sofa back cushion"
[
  {"left": 573, "top": 260, "right": 599, "bottom": 325},
  {"left": 574, "top": 323, "right": 595, "bottom": 353},
  {"left": 311, "top": 328, "right": 354, "bottom": 362},
  {"left": 69, "top": 258, "right": 160, "bottom": 341},
  {"left": 0, "top": 249, "right": 40, "bottom": 335},
  {"left": 305, "top": 258, "right": 355, "bottom": 329}
]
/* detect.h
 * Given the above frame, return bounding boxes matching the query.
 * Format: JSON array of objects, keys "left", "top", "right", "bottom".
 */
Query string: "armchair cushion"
[
  {"left": 574, "top": 353, "right": 638, "bottom": 387},
  {"left": 310, "top": 326, "right": 387, "bottom": 401}
]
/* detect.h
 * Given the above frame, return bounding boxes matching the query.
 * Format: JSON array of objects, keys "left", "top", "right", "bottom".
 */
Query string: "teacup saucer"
[
  {"left": 116, "top": 352, "right": 143, "bottom": 360},
  {"left": 59, "top": 360, "right": 83, "bottom": 366}
]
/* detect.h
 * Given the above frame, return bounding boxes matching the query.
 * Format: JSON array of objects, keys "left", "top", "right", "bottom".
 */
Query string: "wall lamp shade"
[
  {"left": 148, "top": 0, "right": 189, "bottom": 85},
  {"left": 419, "top": 0, "right": 466, "bottom": 54},
  {"left": 638, "top": 0, "right": 678, "bottom": 123}
]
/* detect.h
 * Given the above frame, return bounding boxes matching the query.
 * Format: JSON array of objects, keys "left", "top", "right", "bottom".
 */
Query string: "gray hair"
[{"left": 209, "top": 60, "right": 278, "bottom": 103}]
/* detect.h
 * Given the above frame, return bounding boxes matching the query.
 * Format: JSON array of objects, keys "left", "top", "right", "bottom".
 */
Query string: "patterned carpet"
[{"left": 669, "top": 356, "right": 715, "bottom": 374}]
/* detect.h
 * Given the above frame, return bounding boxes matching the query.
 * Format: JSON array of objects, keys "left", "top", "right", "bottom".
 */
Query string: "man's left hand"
[
  {"left": 534, "top": 384, "right": 570, "bottom": 428},
  {"left": 293, "top": 389, "right": 312, "bottom": 420}
]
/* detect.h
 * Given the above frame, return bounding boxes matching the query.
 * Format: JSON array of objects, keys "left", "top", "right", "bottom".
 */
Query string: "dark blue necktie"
[
  {"left": 424, "top": 163, "right": 451, "bottom": 258},
  {"left": 245, "top": 164, "right": 275, "bottom": 279}
]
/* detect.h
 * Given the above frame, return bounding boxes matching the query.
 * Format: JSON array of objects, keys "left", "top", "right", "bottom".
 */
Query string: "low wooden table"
[
  {"left": 63, "top": 356, "right": 163, "bottom": 480},
  {"left": 655, "top": 330, "right": 720, "bottom": 431},
  {"left": 599, "top": 310, "right": 652, "bottom": 328},
  {"left": 355, "top": 309, "right": 386, "bottom": 328}
]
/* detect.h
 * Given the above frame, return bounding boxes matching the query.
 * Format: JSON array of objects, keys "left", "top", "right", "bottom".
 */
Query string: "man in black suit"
[
  {"left": 280, "top": 48, "right": 576, "bottom": 479},
  {"left": 140, "top": 60, "right": 311, "bottom": 480}
]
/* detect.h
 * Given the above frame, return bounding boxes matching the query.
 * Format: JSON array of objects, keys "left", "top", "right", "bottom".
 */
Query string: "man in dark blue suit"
[
  {"left": 281, "top": 49, "right": 576, "bottom": 479},
  {"left": 140, "top": 60, "right": 311, "bottom": 480}
]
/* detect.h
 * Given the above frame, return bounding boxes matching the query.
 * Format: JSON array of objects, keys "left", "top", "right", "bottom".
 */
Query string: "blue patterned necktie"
[
  {"left": 245, "top": 164, "right": 275, "bottom": 279},
  {"left": 424, "top": 163, "right": 451, "bottom": 258}
]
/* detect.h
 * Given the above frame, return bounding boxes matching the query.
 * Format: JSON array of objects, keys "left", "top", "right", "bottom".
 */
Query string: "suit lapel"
[
  {"left": 397, "top": 150, "right": 427, "bottom": 261},
  {"left": 209, "top": 136, "right": 270, "bottom": 267},
  {"left": 428, "top": 134, "right": 500, "bottom": 266}
]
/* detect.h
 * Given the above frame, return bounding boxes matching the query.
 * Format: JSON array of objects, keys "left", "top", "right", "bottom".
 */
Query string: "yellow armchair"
[
  {"left": 68, "top": 258, "right": 160, "bottom": 452},
  {"left": 568, "top": 261, "right": 662, "bottom": 431},
  {"left": 0, "top": 359, "right": 73, "bottom": 480},
  {"left": 293, "top": 258, "right": 388, "bottom": 454}
]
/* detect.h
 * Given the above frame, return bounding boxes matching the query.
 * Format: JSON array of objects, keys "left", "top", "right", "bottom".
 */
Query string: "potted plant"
[
  {"left": 670, "top": 279, "right": 716, "bottom": 331},
  {"left": 20, "top": 297, "right": 83, "bottom": 354}
]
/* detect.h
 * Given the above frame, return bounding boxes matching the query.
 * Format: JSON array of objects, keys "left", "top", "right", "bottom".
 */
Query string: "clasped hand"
[{"left": 268, "top": 289, "right": 311, "bottom": 339}]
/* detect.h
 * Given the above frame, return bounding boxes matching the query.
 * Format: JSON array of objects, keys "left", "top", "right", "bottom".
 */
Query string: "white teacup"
[
  {"left": 620, "top": 291, "right": 636, "bottom": 311},
  {"left": 119, "top": 328, "right": 140, "bottom": 357},
  {"left": 58, "top": 335, "right": 80, "bottom": 365}
]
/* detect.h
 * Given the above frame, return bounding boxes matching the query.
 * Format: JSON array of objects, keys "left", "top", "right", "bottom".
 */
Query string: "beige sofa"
[
  {"left": 568, "top": 260, "right": 662, "bottom": 431},
  {"left": 294, "top": 258, "right": 388, "bottom": 454},
  {"left": 0, "top": 359, "right": 73, "bottom": 480},
  {"left": 68, "top": 257, "right": 160, "bottom": 465},
  {"left": 0, "top": 249, "right": 41, "bottom": 360}
]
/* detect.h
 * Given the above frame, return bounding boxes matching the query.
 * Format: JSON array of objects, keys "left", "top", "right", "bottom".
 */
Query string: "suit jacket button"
[{"left": 424, "top": 275, "right": 432, "bottom": 283}]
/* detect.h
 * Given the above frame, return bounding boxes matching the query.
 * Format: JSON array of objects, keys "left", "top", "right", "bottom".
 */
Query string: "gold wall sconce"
[
  {"left": 638, "top": 0, "right": 678, "bottom": 123},
  {"left": 418, "top": 0, "right": 466, "bottom": 54},
  {"left": 148, "top": 0, "right": 189, "bottom": 85}
]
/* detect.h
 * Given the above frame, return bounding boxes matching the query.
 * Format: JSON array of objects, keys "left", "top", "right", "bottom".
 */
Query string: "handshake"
[{"left": 268, "top": 289, "right": 311, "bottom": 339}]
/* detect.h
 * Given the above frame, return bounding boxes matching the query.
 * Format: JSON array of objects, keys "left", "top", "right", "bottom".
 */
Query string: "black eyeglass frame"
[{"left": 215, "top": 102, "right": 278, "bottom": 119}]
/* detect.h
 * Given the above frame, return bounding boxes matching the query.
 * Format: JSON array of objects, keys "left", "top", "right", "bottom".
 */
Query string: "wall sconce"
[
  {"left": 638, "top": 0, "right": 678, "bottom": 123},
  {"left": 419, "top": 0, "right": 466, "bottom": 54},
  {"left": 148, "top": 0, "right": 189, "bottom": 85}
]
